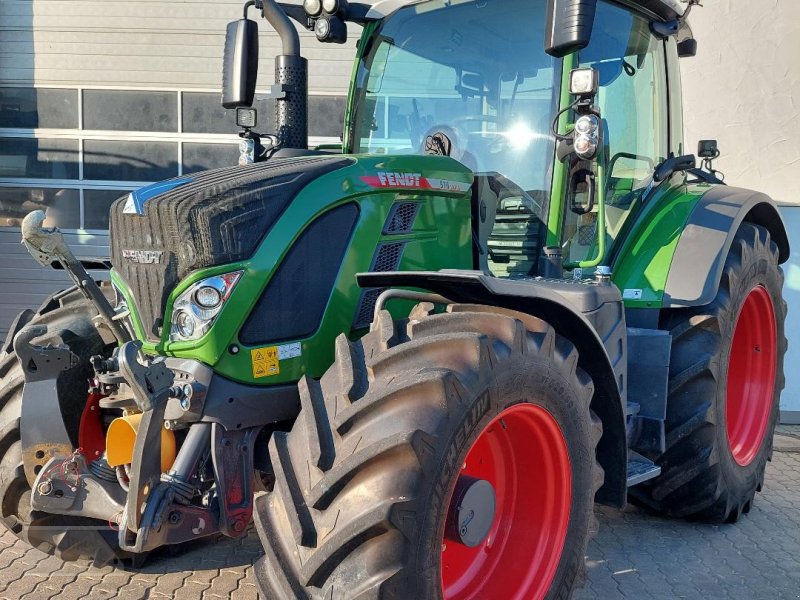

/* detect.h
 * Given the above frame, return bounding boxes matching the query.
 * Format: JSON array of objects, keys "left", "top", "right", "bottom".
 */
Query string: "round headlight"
[
  {"left": 322, "top": 0, "right": 338, "bottom": 13},
  {"left": 574, "top": 134, "right": 596, "bottom": 157},
  {"left": 315, "top": 17, "right": 331, "bottom": 39},
  {"left": 175, "top": 310, "right": 196, "bottom": 338},
  {"left": 194, "top": 286, "right": 223, "bottom": 308},
  {"left": 304, "top": 0, "right": 322, "bottom": 16},
  {"left": 575, "top": 115, "right": 599, "bottom": 135}
]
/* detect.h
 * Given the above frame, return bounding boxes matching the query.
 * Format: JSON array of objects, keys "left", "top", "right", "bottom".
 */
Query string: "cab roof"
[{"left": 366, "top": 0, "right": 687, "bottom": 22}]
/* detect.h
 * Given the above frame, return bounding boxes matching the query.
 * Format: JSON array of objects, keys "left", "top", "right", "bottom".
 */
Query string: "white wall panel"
[
  {"left": 0, "top": 0, "right": 358, "bottom": 93},
  {"left": 681, "top": 0, "right": 800, "bottom": 205}
]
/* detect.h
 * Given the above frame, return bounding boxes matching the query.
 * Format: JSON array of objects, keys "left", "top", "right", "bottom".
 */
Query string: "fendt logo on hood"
[{"left": 122, "top": 249, "right": 163, "bottom": 264}]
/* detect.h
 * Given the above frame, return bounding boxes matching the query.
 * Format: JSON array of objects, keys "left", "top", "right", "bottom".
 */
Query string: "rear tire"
[
  {"left": 630, "top": 223, "right": 786, "bottom": 522},
  {"left": 0, "top": 288, "right": 132, "bottom": 565},
  {"left": 254, "top": 304, "right": 603, "bottom": 599}
]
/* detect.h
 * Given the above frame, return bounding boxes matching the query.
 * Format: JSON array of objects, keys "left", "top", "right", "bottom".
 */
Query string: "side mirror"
[
  {"left": 222, "top": 18, "right": 259, "bottom": 109},
  {"left": 545, "top": 0, "right": 598, "bottom": 58}
]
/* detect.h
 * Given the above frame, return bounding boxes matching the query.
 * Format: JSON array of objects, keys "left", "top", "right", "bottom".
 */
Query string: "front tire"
[
  {"left": 631, "top": 222, "right": 787, "bottom": 522},
  {"left": 254, "top": 304, "right": 603, "bottom": 599}
]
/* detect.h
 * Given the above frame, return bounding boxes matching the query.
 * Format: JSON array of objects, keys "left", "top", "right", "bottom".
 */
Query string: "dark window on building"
[
  {"left": 0, "top": 138, "right": 79, "bottom": 179},
  {"left": 83, "top": 140, "right": 178, "bottom": 181},
  {"left": 309, "top": 96, "right": 345, "bottom": 138},
  {"left": 182, "top": 143, "right": 240, "bottom": 174},
  {"left": 83, "top": 90, "right": 178, "bottom": 132},
  {"left": 182, "top": 92, "right": 277, "bottom": 134},
  {"left": 84, "top": 189, "right": 128, "bottom": 230},
  {"left": 0, "top": 87, "right": 79, "bottom": 129},
  {"left": 0, "top": 186, "right": 80, "bottom": 229}
]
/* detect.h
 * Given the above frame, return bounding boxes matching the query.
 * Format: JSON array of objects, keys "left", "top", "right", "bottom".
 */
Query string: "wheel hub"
[
  {"left": 445, "top": 476, "right": 496, "bottom": 548},
  {"left": 441, "top": 403, "right": 572, "bottom": 600}
]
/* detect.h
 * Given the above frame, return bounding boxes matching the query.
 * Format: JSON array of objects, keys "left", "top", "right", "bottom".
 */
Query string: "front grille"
[{"left": 110, "top": 156, "right": 353, "bottom": 340}]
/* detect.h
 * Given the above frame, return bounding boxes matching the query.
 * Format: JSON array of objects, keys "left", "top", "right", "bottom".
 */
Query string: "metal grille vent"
[
  {"left": 353, "top": 241, "right": 406, "bottom": 329},
  {"left": 371, "top": 242, "right": 405, "bottom": 272},
  {"left": 353, "top": 289, "right": 384, "bottom": 330},
  {"left": 383, "top": 202, "right": 420, "bottom": 234}
]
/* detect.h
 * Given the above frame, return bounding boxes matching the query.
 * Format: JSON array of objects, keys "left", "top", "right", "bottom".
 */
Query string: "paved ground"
[{"left": 1, "top": 428, "right": 799, "bottom": 600}]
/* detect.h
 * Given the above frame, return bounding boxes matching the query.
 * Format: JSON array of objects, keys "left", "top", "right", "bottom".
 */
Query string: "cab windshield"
[{"left": 350, "top": 0, "right": 560, "bottom": 203}]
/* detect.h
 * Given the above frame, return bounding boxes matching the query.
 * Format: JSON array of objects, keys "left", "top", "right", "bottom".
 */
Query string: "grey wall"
[{"left": 0, "top": 0, "right": 357, "bottom": 93}]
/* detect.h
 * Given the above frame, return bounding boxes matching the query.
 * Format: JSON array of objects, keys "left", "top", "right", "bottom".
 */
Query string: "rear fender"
[
  {"left": 663, "top": 186, "right": 789, "bottom": 307},
  {"left": 357, "top": 270, "right": 629, "bottom": 508}
]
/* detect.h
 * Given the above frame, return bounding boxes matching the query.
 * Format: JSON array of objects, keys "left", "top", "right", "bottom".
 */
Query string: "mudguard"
[
  {"left": 664, "top": 186, "right": 789, "bottom": 307},
  {"left": 357, "top": 269, "right": 629, "bottom": 508}
]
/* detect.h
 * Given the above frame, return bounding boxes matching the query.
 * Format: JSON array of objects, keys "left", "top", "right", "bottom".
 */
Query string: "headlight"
[{"left": 169, "top": 271, "right": 242, "bottom": 342}]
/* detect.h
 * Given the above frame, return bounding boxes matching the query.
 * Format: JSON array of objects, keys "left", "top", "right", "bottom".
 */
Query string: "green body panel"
[
  {"left": 611, "top": 180, "right": 715, "bottom": 308},
  {"left": 113, "top": 154, "right": 474, "bottom": 385}
]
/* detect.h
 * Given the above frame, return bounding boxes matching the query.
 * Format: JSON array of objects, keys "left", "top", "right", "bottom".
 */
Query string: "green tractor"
[{"left": 0, "top": 0, "right": 788, "bottom": 597}]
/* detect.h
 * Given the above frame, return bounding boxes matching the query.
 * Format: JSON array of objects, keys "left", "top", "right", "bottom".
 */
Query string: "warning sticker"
[{"left": 251, "top": 346, "right": 280, "bottom": 379}]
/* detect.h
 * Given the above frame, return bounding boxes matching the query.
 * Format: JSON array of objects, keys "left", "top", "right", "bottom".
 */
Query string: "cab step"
[{"left": 626, "top": 451, "right": 661, "bottom": 487}]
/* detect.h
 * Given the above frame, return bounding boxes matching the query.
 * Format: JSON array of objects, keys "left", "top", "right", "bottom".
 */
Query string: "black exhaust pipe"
[{"left": 262, "top": 0, "right": 308, "bottom": 149}]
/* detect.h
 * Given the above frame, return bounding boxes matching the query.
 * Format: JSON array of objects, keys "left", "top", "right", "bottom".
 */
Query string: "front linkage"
[{"left": 17, "top": 213, "right": 295, "bottom": 556}]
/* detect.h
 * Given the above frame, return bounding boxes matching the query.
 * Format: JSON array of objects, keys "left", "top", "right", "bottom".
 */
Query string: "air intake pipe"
[{"left": 263, "top": 0, "right": 308, "bottom": 149}]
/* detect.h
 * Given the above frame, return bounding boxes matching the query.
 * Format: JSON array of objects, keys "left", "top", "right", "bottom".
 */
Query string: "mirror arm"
[{"left": 653, "top": 154, "right": 696, "bottom": 183}]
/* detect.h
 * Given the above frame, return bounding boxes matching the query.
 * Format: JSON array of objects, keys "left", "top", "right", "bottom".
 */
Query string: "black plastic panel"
[{"left": 239, "top": 203, "right": 359, "bottom": 345}]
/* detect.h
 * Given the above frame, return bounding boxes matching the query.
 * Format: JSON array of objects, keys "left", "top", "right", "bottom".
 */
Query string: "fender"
[
  {"left": 358, "top": 269, "right": 629, "bottom": 508},
  {"left": 664, "top": 185, "right": 789, "bottom": 307}
]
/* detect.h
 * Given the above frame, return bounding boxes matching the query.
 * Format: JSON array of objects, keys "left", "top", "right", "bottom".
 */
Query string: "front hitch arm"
[{"left": 21, "top": 210, "right": 130, "bottom": 344}]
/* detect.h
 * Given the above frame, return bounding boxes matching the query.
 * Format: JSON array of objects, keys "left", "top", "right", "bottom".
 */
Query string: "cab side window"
[{"left": 566, "top": 1, "right": 668, "bottom": 259}]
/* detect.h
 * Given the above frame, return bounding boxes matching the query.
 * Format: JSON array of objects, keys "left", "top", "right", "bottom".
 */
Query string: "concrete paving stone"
[
  {"left": 202, "top": 569, "right": 246, "bottom": 599},
  {"left": 148, "top": 571, "right": 191, "bottom": 598},
  {"left": 231, "top": 580, "right": 260, "bottom": 600}
]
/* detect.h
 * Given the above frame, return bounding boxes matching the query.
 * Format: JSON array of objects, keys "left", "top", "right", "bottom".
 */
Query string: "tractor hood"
[{"left": 109, "top": 155, "right": 353, "bottom": 341}]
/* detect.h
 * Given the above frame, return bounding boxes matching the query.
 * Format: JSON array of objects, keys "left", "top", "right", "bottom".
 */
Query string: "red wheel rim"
[
  {"left": 726, "top": 285, "right": 777, "bottom": 466},
  {"left": 441, "top": 404, "right": 572, "bottom": 600}
]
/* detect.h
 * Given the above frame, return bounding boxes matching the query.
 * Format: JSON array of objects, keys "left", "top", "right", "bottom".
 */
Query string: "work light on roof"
[
  {"left": 303, "top": 0, "right": 323, "bottom": 17},
  {"left": 569, "top": 68, "right": 599, "bottom": 97}
]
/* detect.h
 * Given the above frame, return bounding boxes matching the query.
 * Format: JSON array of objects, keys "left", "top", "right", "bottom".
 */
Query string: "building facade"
[{"left": 1, "top": 0, "right": 798, "bottom": 419}]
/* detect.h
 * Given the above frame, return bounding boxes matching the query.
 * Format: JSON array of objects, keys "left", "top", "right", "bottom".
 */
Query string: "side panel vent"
[
  {"left": 383, "top": 202, "right": 420, "bottom": 234},
  {"left": 353, "top": 241, "right": 406, "bottom": 329},
  {"left": 239, "top": 203, "right": 359, "bottom": 346}
]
